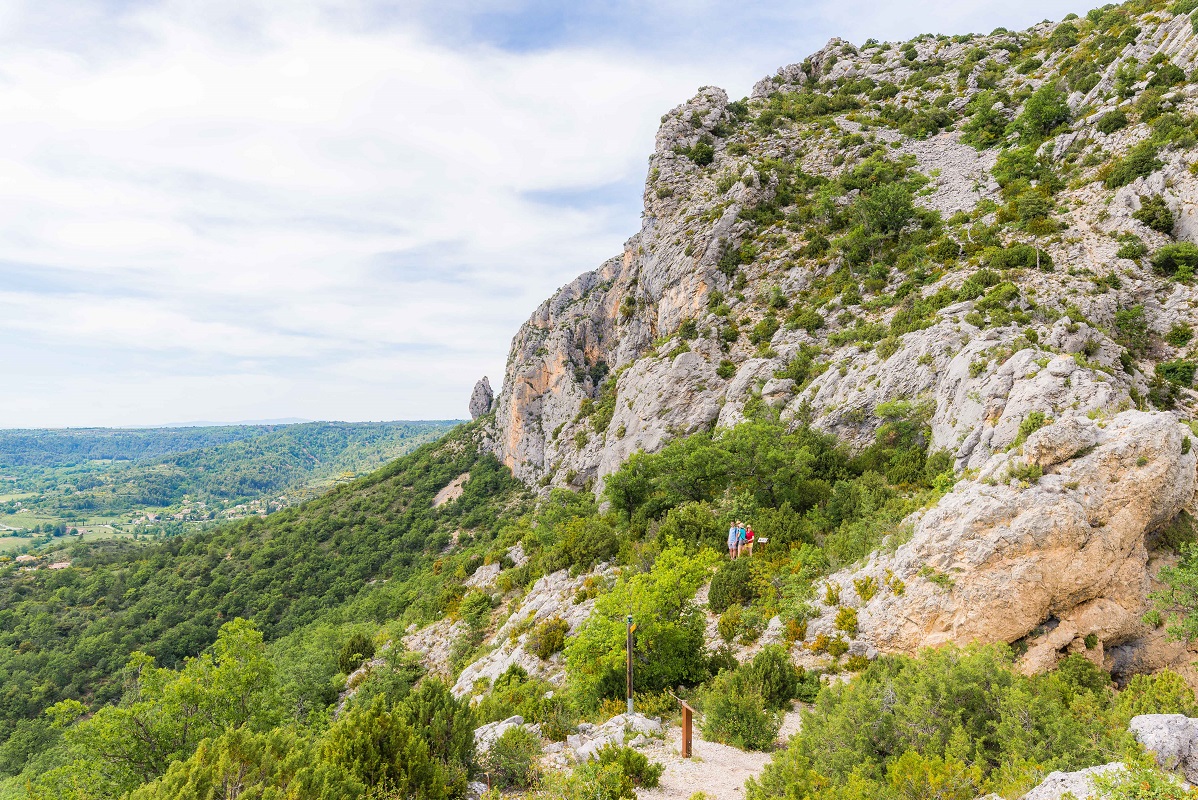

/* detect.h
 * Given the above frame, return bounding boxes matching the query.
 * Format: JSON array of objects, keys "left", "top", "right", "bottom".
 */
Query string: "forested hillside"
[{"left": 0, "top": 421, "right": 457, "bottom": 539}]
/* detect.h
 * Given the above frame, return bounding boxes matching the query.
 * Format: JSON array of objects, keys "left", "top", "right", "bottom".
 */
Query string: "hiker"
[
  {"left": 737, "top": 522, "right": 747, "bottom": 557},
  {"left": 728, "top": 521, "right": 740, "bottom": 559},
  {"left": 743, "top": 524, "right": 755, "bottom": 556}
]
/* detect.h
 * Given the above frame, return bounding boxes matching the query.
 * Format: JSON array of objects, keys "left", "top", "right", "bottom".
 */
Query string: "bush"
[
  {"left": 718, "top": 606, "right": 743, "bottom": 643},
  {"left": 595, "top": 744, "right": 665, "bottom": 788},
  {"left": 1105, "top": 142, "right": 1163, "bottom": 189},
  {"left": 1149, "top": 62, "right": 1187, "bottom": 89},
  {"left": 547, "top": 516, "right": 620, "bottom": 573},
  {"left": 460, "top": 591, "right": 493, "bottom": 631},
  {"left": 1166, "top": 323, "right": 1194, "bottom": 347},
  {"left": 338, "top": 631, "right": 376, "bottom": 674},
  {"left": 1117, "top": 235, "right": 1147, "bottom": 260},
  {"left": 1097, "top": 108, "right": 1128, "bottom": 134},
  {"left": 748, "top": 645, "right": 1132, "bottom": 800},
  {"left": 1016, "top": 84, "right": 1070, "bottom": 139},
  {"left": 702, "top": 669, "right": 781, "bottom": 751},
  {"left": 1134, "top": 195, "right": 1175, "bottom": 234},
  {"left": 1157, "top": 360, "right": 1197, "bottom": 387},
  {"left": 400, "top": 678, "right": 476, "bottom": 775},
  {"left": 483, "top": 726, "right": 541, "bottom": 788},
  {"left": 748, "top": 645, "right": 800, "bottom": 710},
  {"left": 1115, "top": 305, "right": 1151, "bottom": 355},
  {"left": 1115, "top": 670, "right": 1198, "bottom": 718},
  {"left": 709, "top": 558, "right": 757, "bottom": 614},
  {"left": 527, "top": 617, "right": 570, "bottom": 660},
  {"left": 1153, "top": 242, "right": 1198, "bottom": 281},
  {"left": 566, "top": 544, "right": 717, "bottom": 704}
]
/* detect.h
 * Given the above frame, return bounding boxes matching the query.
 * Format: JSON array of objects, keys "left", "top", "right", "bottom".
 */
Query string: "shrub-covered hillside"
[{"left": 18, "top": 0, "right": 1198, "bottom": 797}]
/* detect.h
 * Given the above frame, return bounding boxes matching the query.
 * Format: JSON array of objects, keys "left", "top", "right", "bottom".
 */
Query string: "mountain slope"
[{"left": 483, "top": 2, "right": 1198, "bottom": 492}]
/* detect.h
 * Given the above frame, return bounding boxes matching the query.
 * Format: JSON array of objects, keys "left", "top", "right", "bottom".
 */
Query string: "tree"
[
  {"left": 566, "top": 543, "right": 718, "bottom": 704},
  {"left": 321, "top": 696, "right": 451, "bottom": 800},
  {"left": 1016, "top": 84, "right": 1070, "bottom": 139}
]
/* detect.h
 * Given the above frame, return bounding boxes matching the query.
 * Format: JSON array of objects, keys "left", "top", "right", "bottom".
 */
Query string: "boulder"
[
  {"left": 801, "top": 411, "right": 1197, "bottom": 675},
  {"left": 1020, "top": 763, "right": 1126, "bottom": 800},
  {"left": 473, "top": 715, "right": 524, "bottom": 754},
  {"left": 1130, "top": 714, "right": 1198, "bottom": 782}
]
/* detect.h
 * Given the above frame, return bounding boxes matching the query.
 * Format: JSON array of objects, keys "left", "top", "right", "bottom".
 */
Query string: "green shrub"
[
  {"left": 748, "top": 645, "right": 800, "bottom": 710},
  {"left": 1149, "top": 62, "right": 1187, "bottom": 89},
  {"left": 400, "top": 678, "right": 476, "bottom": 774},
  {"left": 702, "top": 669, "right": 781, "bottom": 751},
  {"left": 747, "top": 645, "right": 1132, "bottom": 800},
  {"left": 547, "top": 516, "right": 620, "bottom": 572},
  {"left": 527, "top": 617, "right": 570, "bottom": 660},
  {"left": 1097, "top": 108, "right": 1129, "bottom": 134},
  {"left": 460, "top": 591, "right": 493, "bottom": 632},
  {"left": 595, "top": 744, "right": 665, "bottom": 788},
  {"left": 1105, "top": 142, "right": 1163, "bottom": 188},
  {"left": 322, "top": 695, "right": 453, "bottom": 798},
  {"left": 1157, "top": 360, "right": 1196, "bottom": 386},
  {"left": 566, "top": 544, "right": 717, "bottom": 704},
  {"left": 834, "top": 606, "right": 859, "bottom": 636},
  {"left": 1134, "top": 195, "right": 1175, "bottom": 233},
  {"left": 338, "top": 631, "right": 376, "bottom": 674},
  {"left": 483, "top": 726, "right": 541, "bottom": 788},
  {"left": 1166, "top": 323, "right": 1194, "bottom": 347},
  {"left": 1117, "top": 235, "right": 1147, "bottom": 260},
  {"left": 1114, "top": 670, "right": 1198, "bottom": 718},
  {"left": 709, "top": 558, "right": 757, "bottom": 613},
  {"left": 875, "top": 336, "right": 901, "bottom": 360},
  {"left": 717, "top": 359, "right": 737, "bottom": 379},
  {"left": 718, "top": 606, "right": 743, "bottom": 643},
  {"left": 1115, "top": 306, "right": 1151, "bottom": 355},
  {"left": 1016, "top": 84, "right": 1070, "bottom": 139},
  {"left": 1153, "top": 242, "right": 1198, "bottom": 281}
]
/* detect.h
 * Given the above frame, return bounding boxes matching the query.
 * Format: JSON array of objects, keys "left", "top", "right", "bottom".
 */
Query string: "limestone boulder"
[
  {"left": 801, "top": 410, "right": 1197, "bottom": 675},
  {"left": 1131, "top": 714, "right": 1198, "bottom": 783}
]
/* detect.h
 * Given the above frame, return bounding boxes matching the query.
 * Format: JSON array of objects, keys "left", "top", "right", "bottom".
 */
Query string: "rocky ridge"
[{"left": 475, "top": 3, "right": 1198, "bottom": 676}]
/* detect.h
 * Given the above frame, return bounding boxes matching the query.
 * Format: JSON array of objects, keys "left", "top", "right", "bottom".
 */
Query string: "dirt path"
[{"left": 636, "top": 706, "right": 803, "bottom": 800}]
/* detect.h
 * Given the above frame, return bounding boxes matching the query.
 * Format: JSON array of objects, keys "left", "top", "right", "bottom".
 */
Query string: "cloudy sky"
[{"left": 0, "top": 0, "right": 1089, "bottom": 428}]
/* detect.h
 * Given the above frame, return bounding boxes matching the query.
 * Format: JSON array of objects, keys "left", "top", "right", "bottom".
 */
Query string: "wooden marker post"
[
  {"left": 669, "top": 691, "right": 697, "bottom": 759},
  {"left": 626, "top": 615, "right": 635, "bottom": 715},
  {"left": 680, "top": 701, "right": 694, "bottom": 758}
]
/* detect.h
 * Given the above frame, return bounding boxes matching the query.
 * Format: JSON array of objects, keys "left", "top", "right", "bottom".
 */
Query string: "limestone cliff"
[{"left": 479, "top": 4, "right": 1198, "bottom": 673}]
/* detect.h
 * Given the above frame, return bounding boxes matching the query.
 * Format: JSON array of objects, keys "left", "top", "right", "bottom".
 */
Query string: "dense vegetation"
[
  {"left": 748, "top": 647, "right": 1196, "bottom": 800},
  {"left": 0, "top": 425, "right": 528, "bottom": 792}
]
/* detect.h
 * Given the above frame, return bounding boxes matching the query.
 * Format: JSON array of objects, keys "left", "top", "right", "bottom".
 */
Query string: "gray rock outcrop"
[
  {"left": 1019, "top": 763, "right": 1127, "bottom": 800},
  {"left": 801, "top": 410, "right": 1197, "bottom": 675},
  {"left": 468, "top": 376, "right": 493, "bottom": 420},
  {"left": 1131, "top": 714, "right": 1198, "bottom": 783}
]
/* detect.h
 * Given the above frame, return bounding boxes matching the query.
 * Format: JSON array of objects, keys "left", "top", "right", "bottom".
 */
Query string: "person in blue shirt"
[
  {"left": 728, "top": 521, "right": 740, "bottom": 559},
  {"left": 737, "top": 523, "right": 747, "bottom": 557}
]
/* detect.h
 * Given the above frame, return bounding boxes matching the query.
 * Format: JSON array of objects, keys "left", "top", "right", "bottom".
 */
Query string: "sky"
[{"left": 0, "top": 0, "right": 1092, "bottom": 428}]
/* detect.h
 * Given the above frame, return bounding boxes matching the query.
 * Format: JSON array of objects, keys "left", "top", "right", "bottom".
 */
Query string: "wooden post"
[
  {"left": 669, "top": 691, "right": 696, "bottom": 759},
  {"left": 626, "top": 615, "right": 634, "bottom": 715},
  {"left": 681, "top": 703, "right": 693, "bottom": 758}
]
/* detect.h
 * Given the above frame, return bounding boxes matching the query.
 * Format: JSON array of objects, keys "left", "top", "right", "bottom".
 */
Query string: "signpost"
[{"left": 626, "top": 615, "right": 635, "bottom": 715}]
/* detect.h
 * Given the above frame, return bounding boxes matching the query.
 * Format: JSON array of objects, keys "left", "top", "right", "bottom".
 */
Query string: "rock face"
[
  {"left": 471, "top": 5, "right": 1198, "bottom": 677},
  {"left": 468, "top": 377, "right": 493, "bottom": 420},
  {"left": 801, "top": 411, "right": 1197, "bottom": 675},
  {"left": 452, "top": 565, "right": 613, "bottom": 699},
  {"left": 1131, "top": 714, "right": 1198, "bottom": 783},
  {"left": 478, "top": 17, "right": 1198, "bottom": 492}
]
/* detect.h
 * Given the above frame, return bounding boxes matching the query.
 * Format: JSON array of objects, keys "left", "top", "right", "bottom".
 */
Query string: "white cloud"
[
  {"left": 0, "top": 0, "right": 1090, "bottom": 427},
  {"left": 0, "top": 2, "right": 715, "bottom": 426}
]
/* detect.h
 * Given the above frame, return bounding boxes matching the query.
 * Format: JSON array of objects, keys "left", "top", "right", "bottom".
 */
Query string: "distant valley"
[{"left": 0, "top": 420, "right": 458, "bottom": 555}]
